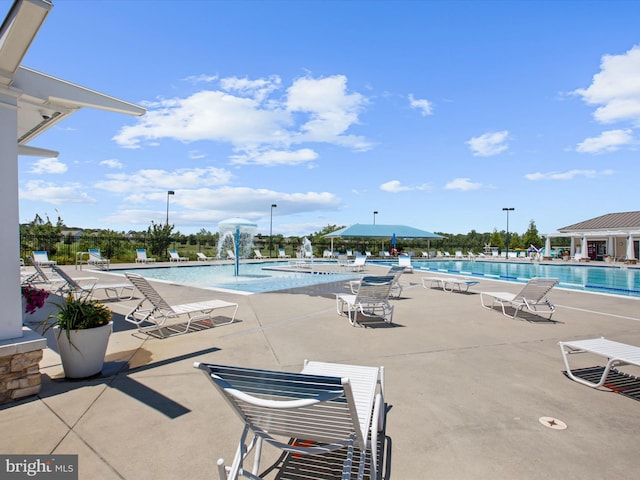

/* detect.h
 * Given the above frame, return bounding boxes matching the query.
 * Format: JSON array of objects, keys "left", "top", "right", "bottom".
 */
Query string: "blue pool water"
[
  {"left": 117, "top": 262, "right": 358, "bottom": 294},
  {"left": 377, "top": 260, "right": 640, "bottom": 298}
]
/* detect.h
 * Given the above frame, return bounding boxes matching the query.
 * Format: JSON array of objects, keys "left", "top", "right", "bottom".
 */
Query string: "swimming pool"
[
  {"left": 379, "top": 260, "right": 640, "bottom": 298},
  {"left": 117, "top": 262, "right": 359, "bottom": 294}
]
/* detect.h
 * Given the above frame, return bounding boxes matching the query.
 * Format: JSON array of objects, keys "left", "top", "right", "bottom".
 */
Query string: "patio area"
[{"left": 2, "top": 263, "right": 640, "bottom": 479}]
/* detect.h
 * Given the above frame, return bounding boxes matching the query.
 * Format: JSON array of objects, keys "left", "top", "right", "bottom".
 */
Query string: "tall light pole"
[
  {"left": 502, "top": 207, "right": 514, "bottom": 259},
  {"left": 166, "top": 190, "right": 175, "bottom": 226},
  {"left": 270, "top": 204, "right": 277, "bottom": 257},
  {"left": 373, "top": 210, "right": 378, "bottom": 225}
]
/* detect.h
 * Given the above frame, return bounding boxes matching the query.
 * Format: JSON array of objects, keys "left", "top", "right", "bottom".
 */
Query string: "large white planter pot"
[{"left": 53, "top": 321, "right": 112, "bottom": 379}]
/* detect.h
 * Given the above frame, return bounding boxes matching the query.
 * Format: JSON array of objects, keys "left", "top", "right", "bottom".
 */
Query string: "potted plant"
[{"left": 38, "top": 292, "right": 113, "bottom": 379}]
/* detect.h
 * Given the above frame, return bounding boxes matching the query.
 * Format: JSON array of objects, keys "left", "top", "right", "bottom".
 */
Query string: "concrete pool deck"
[{"left": 3, "top": 263, "right": 640, "bottom": 479}]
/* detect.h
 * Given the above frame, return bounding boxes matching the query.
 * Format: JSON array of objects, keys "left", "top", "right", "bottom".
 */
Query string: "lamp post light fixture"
[
  {"left": 166, "top": 190, "right": 175, "bottom": 226},
  {"left": 373, "top": 210, "right": 379, "bottom": 225},
  {"left": 270, "top": 204, "right": 277, "bottom": 257},
  {"left": 502, "top": 207, "right": 514, "bottom": 259}
]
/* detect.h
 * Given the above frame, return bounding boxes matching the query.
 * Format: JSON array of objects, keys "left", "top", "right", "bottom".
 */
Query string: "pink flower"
[{"left": 22, "top": 285, "right": 50, "bottom": 315}]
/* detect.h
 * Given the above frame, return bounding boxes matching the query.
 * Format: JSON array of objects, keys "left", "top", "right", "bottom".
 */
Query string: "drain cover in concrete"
[{"left": 539, "top": 416, "right": 567, "bottom": 430}]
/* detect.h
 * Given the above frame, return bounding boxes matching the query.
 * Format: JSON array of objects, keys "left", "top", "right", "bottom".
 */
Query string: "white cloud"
[
  {"left": 573, "top": 45, "right": 640, "bottom": 125},
  {"left": 183, "top": 73, "right": 218, "bottom": 84},
  {"left": 113, "top": 74, "right": 372, "bottom": 156},
  {"left": 221, "top": 75, "right": 281, "bottom": 102},
  {"left": 94, "top": 166, "right": 233, "bottom": 194},
  {"left": 19, "top": 180, "right": 96, "bottom": 204},
  {"left": 466, "top": 131, "right": 509, "bottom": 157},
  {"left": 102, "top": 187, "right": 340, "bottom": 228},
  {"left": 444, "top": 178, "right": 482, "bottom": 190},
  {"left": 100, "top": 159, "right": 123, "bottom": 169},
  {"left": 408, "top": 94, "right": 433, "bottom": 116},
  {"left": 524, "top": 169, "right": 614, "bottom": 180},
  {"left": 576, "top": 129, "right": 633, "bottom": 153},
  {"left": 230, "top": 148, "right": 319, "bottom": 166},
  {"left": 380, "top": 180, "right": 411, "bottom": 192},
  {"left": 28, "top": 158, "right": 68, "bottom": 174}
]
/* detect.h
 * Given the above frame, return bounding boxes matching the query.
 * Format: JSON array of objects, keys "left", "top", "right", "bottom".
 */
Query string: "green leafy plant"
[{"left": 39, "top": 293, "right": 112, "bottom": 346}]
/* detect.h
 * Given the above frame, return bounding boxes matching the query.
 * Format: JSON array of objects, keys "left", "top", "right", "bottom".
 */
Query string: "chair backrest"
[
  {"left": 353, "top": 255, "right": 366, "bottom": 266},
  {"left": 30, "top": 261, "right": 51, "bottom": 283},
  {"left": 356, "top": 276, "right": 394, "bottom": 303},
  {"left": 515, "top": 278, "right": 559, "bottom": 302},
  {"left": 88, "top": 248, "right": 104, "bottom": 261},
  {"left": 387, "top": 265, "right": 405, "bottom": 277},
  {"left": 125, "top": 273, "right": 173, "bottom": 312},
  {"left": 194, "top": 363, "right": 365, "bottom": 449},
  {"left": 51, "top": 265, "right": 84, "bottom": 296},
  {"left": 32, "top": 251, "right": 49, "bottom": 262},
  {"left": 398, "top": 256, "right": 411, "bottom": 267},
  {"left": 169, "top": 250, "right": 179, "bottom": 258},
  {"left": 136, "top": 248, "right": 148, "bottom": 259},
  {"left": 227, "top": 249, "right": 236, "bottom": 259},
  {"left": 254, "top": 249, "right": 263, "bottom": 258},
  {"left": 278, "top": 248, "right": 286, "bottom": 257}
]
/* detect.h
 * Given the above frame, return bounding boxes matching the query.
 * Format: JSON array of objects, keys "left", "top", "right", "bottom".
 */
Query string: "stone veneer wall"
[
  {"left": 0, "top": 328, "right": 47, "bottom": 405},
  {"left": 0, "top": 349, "right": 43, "bottom": 404}
]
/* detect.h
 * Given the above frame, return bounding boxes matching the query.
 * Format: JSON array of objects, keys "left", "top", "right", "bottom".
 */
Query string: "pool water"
[
  {"left": 117, "top": 262, "right": 359, "bottom": 294},
  {"left": 379, "top": 260, "right": 640, "bottom": 298}
]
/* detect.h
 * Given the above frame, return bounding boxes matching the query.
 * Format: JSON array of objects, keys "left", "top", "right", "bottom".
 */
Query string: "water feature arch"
[{"left": 218, "top": 218, "right": 257, "bottom": 276}]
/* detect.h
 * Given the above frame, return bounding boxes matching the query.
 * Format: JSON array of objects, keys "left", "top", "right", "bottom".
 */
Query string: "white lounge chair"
[
  {"left": 351, "top": 265, "right": 405, "bottom": 298},
  {"left": 169, "top": 250, "right": 188, "bottom": 262},
  {"left": 27, "top": 262, "right": 95, "bottom": 292},
  {"left": 559, "top": 337, "right": 640, "bottom": 389},
  {"left": 226, "top": 249, "right": 236, "bottom": 260},
  {"left": 253, "top": 249, "right": 265, "bottom": 260},
  {"left": 193, "top": 360, "right": 386, "bottom": 480},
  {"left": 343, "top": 254, "right": 367, "bottom": 272},
  {"left": 398, "top": 255, "right": 413, "bottom": 273},
  {"left": 422, "top": 275, "right": 479, "bottom": 293},
  {"left": 278, "top": 248, "right": 290, "bottom": 259},
  {"left": 135, "top": 248, "right": 156, "bottom": 263},
  {"left": 88, "top": 248, "right": 110, "bottom": 270},
  {"left": 480, "top": 278, "right": 559, "bottom": 320},
  {"left": 31, "top": 250, "right": 56, "bottom": 266},
  {"left": 421, "top": 250, "right": 430, "bottom": 258},
  {"left": 197, "top": 252, "right": 215, "bottom": 261},
  {"left": 337, "top": 275, "right": 395, "bottom": 326},
  {"left": 125, "top": 273, "right": 238, "bottom": 338},
  {"left": 52, "top": 265, "right": 134, "bottom": 300}
]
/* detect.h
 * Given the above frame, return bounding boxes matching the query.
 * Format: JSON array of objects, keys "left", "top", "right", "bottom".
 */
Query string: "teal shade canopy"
[{"left": 325, "top": 224, "right": 445, "bottom": 239}]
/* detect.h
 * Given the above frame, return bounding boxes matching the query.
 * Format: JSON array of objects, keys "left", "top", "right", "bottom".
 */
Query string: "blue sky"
[{"left": 10, "top": 0, "right": 640, "bottom": 237}]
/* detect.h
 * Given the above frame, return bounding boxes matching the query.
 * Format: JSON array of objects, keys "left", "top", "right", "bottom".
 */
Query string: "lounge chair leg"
[
  {"left": 560, "top": 345, "right": 618, "bottom": 388},
  {"left": 216, "top": 458, "right": 228, "bottom": 480}
]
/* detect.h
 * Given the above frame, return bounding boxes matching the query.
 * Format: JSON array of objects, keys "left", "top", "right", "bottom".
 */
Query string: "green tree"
[
  {"left": 147, "top": 221, "right": 174, "bottom": 257},
  {"left": 20, "top": 212, "right": 64, "bottom": 254},
  {"left": 489, "top": 229, "right": 504, "bottom": 249},
  {"left": 522, "top": 219, "right": 542, "bottom": 249}
]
